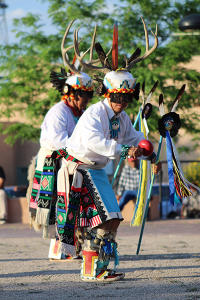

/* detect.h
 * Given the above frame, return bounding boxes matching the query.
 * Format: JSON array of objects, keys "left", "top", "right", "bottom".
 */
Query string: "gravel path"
[{"left": 0, "top": 219, "right": 200, "bottom": 300}]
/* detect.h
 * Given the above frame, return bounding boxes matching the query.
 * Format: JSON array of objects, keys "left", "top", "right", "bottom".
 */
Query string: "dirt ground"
[{"left": 0, "top": 219, "right": 200, "bottom": 300}]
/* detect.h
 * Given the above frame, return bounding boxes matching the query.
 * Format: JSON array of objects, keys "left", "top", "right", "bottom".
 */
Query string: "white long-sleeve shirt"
[
  {"left": 66, "top": 98, "right": 144, "bottom": 166},
  {"left": 40, "top": 101, "right": 76, "bottom": 150}
]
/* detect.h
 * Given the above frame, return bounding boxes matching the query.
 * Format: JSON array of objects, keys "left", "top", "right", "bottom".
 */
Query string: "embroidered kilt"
[
  {"left": 56, "top": 159, "right": 123, "bottom": 255},
  {"left": 29, "top": 148, "right": 58, "bottom": 227}
]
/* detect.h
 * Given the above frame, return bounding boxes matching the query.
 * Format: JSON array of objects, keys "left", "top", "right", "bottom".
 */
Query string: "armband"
[{"left": 120, "top": 145, "right": 130, "bottom": 159}]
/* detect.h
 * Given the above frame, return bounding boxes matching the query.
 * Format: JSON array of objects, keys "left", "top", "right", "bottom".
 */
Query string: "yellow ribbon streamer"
[{"left": 132, "top": 114, "right": 149, "bottom": 226}]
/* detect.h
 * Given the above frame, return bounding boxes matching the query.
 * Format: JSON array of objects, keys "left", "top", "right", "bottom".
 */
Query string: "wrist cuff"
[{"left": 148, "top": 152, "right": 157, "bottom": 163}]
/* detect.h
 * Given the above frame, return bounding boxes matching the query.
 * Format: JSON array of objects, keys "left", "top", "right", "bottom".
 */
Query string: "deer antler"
[
  {"left": 88, "top": 25, "right": 99, "bottom": 64},
  {"left": 61, "top": 20, "right": 103, "bottom": 74},
  {"left": 126, "top": 17, "right": 158, "bottom": 71},
  {"left": 74, "top": 27, "right": 111, "bottom": 74},
  {"left": 61, "top": 20, "right": 80, "bottom": 74},
  {"left": 89, "top": 28, "right": 112, "bottom": 65}
]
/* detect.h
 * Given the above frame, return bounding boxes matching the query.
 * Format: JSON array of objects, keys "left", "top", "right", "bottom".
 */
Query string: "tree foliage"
[
  {"left": 183, "top": 160, "right": 200, "bottom": 186},
  {"left": 0, "top": 0, "right": 199, "bottom": 146}
]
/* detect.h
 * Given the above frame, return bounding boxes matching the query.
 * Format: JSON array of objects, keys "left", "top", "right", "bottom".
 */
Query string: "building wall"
[
  {"left": 0, "top": 124, "right": 39, "bottom": 186},
  {"left": 0, "top": 131, "right": 16, "bottom": 185}
]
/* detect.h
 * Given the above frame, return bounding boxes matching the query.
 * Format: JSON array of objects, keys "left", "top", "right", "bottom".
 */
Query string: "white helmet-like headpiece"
[{"left": 103, "top": 70, "right": 136, "bottom": 93}]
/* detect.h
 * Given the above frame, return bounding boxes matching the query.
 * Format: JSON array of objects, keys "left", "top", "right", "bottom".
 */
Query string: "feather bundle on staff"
[{"left": 158, "top": 84, "right": 199, "bottom": 205}]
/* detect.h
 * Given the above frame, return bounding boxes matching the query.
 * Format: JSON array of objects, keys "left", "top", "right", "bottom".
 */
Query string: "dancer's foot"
[
  {"left": 81, "top": 270, "right": 125, "bottom": 282},
  {"left": 49, "top": 255, "right": 82, "bottom": 261}
]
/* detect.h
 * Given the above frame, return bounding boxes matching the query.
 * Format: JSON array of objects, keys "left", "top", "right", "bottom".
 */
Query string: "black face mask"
[
  {"left": 74, "top": 89, "right": 94, "bottom": 100},
  {"left": 110, "top": 93, "right": 134, "bottom": 104}
]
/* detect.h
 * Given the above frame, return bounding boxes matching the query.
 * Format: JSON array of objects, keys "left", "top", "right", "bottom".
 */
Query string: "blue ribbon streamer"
[
  {"left": 165, "top": 131, "right": 175, "bottom": 205},
  {"left": 102, "top": 240, "right": 113, "bottom": 255},
  {"left": 174, "top": 191, "right": 181, "bottom": 205},
  {"left": 112, "top": 242, "right": 119, "bottom": 268}
]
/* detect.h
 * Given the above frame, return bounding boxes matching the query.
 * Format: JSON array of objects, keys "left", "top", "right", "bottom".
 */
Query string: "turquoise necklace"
[{"left": 109, "top": 116, "right": 120, "bottom": 140}]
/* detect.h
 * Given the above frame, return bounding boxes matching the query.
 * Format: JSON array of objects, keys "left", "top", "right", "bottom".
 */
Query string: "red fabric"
[
  {"left": 82, "top": 250, "right": 98, "bottom": 276},
  {"left": 65, "top": 101, "right": 82, "bottom": 117},
  {"left": 53, "top": 240, "right": 59, "bottom": 255}
]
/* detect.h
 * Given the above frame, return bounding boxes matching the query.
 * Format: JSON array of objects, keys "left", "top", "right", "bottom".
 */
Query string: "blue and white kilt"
[{"left": 84, "top": 168, "right": 123, "bottom": 222}]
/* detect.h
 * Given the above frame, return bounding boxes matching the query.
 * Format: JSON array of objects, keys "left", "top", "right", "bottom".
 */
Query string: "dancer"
[
  {"left": 55, "top": 18, "right": 161, "bottom": 281},
  {"left": 28, "top": 20, "right": 94, "bottom": 260}
]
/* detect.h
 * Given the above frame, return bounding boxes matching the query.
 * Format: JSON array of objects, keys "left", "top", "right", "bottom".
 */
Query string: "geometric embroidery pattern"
[
  {"left": 79, "top": 169, "right": 107, "bottom": 225},
  {"left": 29, "top": 149, "right": 81, "bottom": 226},
  {"left": 56, "top": 166, "right": 110, "bottom": 249},
  {"left": 41, "top": 177, "right": 49, "bottom": 189}
]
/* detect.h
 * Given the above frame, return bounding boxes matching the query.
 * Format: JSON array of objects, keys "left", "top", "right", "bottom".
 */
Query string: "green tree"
[
  {"left": 184, "top": 160, "right": 200, "bottom": 186},
  {"left": 0, "top": 0, "right": 199, "bottom": 147}
]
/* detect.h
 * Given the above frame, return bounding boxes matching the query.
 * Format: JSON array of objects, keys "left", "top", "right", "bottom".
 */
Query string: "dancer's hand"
[
  {"left": 116, "top": 195, "right": 121, "bottom": 202},
  {"left": 128, "top": 146, "right": 143, "bottom": 159},
  {"left": 152, "top": 161, "right": 162, "bottom": 174}
]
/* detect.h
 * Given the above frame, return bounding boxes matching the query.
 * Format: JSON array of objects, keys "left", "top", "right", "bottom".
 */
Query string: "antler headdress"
[
  {"left": 92, "top": 17, "right": 158, "bottom": 98},
  {"left": 50, "top": 19, "right": 98, "bottom": 95}
]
